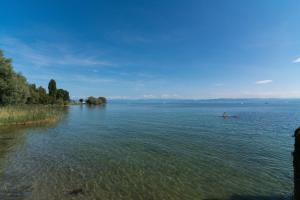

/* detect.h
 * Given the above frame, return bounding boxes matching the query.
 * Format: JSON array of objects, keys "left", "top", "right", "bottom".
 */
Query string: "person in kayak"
[{"left": 222, "top": 112, "right": 228, "bottom": 118}]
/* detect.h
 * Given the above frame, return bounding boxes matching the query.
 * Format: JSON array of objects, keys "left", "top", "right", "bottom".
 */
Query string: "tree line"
[{"left": 0, "top": 50, "right": 70, "bottom": 106}]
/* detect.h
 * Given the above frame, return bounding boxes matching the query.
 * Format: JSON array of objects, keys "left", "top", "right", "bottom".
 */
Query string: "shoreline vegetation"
[
  {"left": 0, "top": 49, "right": 106, "bottom": 126},
  {"left": 0, "top": 105, "right": 66, "bottom": 126}
]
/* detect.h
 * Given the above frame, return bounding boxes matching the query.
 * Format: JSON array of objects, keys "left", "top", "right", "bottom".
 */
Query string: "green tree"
[
  {"left": 56, "top": 89, "right": 70, "bottom": 104},
  {"left": 37, "top": 86, "right": 48, "bottom": 104},
  {"left": 62, "top": 90, "right": 70, "bottom": 102},
  {"left": 48, "top": 79, "right": 57, "bottom": 97},
  {"left": 7, "top": 73, "right": 30, "bottom": 105},
  {"left": 27, "top": 84, "right": 39, "bottom": 104},
  {"left": 98, "top": 97, "right": 107, "bottom": 104},
  {"left": 48, "top": 79, "right": 57, "bottom": 104},
  {"left": 86, "top": 96, "right": 97, "bottom": 105},
  {"left": 86, "top": 96, "right": 107, "bottom": 105},
  {"left": 0, "top": 50, "right": 30, "bottom": 105},
  {"left": 56, "top": 89, "right": 64, "bottom": 100},
  {"left": 0, "top": 50, "right": 15, "bottom": 105}
]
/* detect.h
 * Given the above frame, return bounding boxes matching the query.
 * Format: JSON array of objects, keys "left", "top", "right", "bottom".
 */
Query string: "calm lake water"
[{"left": 0, "top": 100, "right": 298, "bottom": 200}]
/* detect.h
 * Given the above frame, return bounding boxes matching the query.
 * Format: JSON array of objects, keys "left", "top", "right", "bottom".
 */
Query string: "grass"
[{"left": 0, "top": 105, "right": 67, "bottom": 126}]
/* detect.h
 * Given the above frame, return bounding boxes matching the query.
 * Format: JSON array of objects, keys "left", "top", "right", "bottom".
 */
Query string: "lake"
[{"left": 0, "top": 100, "right": 297, "bottom": 200}]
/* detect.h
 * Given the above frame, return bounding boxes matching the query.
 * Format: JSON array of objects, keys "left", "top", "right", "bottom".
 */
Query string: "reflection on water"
[
  {"left": 0, "top": 102, "right": 295, "bottom": 200},
  {"left": 0, "top": 127, "right": 25, "bottom": 174},
  {"left": 0, "top": 107, "right": 69, "bottom": 200}
]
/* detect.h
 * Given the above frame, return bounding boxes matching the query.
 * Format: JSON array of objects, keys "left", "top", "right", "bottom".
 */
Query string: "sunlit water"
[{"left": 0, "top": 100, "right": 297, "bottom": 200}]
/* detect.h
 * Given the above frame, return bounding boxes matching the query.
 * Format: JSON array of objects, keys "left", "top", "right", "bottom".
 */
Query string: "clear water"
[{"left": 0, "top": 101, "right": 297, "bottom": 200}]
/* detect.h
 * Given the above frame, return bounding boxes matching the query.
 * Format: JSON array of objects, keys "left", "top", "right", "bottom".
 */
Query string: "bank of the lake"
[{"left": 0, "top": 106, "right": 67, "bottom": 126}]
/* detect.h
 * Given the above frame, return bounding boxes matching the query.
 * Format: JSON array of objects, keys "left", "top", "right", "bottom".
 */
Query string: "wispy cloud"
[
  {"left": 293, "top": 57, "right": 300, "bottom": 63},
  {"left": 214, "top": 83, "right": 224, "bottom": 87},
  {"left": 72, "top": 75, "right": 115, "bottom": 83},
  {"left": 255, "top": 80, "right": 273, "bottom": 84},
  {"left": 26, "top": 73, "right": 115, "bottom": 84},
  {"left": 0, "top": 36, "right": 114, "bottom": 67},
  {"left": 56, "top": 56, "right": 113, "bottom": 66}
]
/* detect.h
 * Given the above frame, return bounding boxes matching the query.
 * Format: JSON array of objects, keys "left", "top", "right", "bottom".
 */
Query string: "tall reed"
[{"left": 0, "top": 105, "right": 67, "bottom": 126}]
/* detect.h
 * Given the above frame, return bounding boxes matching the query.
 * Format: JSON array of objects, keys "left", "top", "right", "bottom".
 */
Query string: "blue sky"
[{"left": 1, "top": 0, "right": 300, "bottom": 99}]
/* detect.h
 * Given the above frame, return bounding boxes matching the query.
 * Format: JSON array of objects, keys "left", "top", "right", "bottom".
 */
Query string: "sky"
[{"left": 1, "top": 0, "right": 300, "bottom": 99}]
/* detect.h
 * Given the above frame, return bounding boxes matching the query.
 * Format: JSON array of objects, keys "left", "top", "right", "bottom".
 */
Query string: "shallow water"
[{"left": 0, "top": 101, "right": 297, "bottom": 200}]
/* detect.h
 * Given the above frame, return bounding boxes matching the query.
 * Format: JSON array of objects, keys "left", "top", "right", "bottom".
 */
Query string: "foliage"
[
  {"left": 56, "top": 89, "right": 70, "bottom": 103},
  {"left": 27, "top": 84, "right": 39, "bottom": 104},
  {"left": 98, "top": 97, "right": 107, "bottom": 104},
  {"left": 0, "top": 50, "right": 30, "bottom": 105},
  {"left": 48, "top": 79, "right": 57, "bottom": 98},
  {"left": 0, "top": 49, "right": 70, "bottom": 106},
  {"left": 86, "top": 96, "right": 107, "bottom": 105},
  {"left": 38, "top": 86, "right": 48, "bottom": 104}
]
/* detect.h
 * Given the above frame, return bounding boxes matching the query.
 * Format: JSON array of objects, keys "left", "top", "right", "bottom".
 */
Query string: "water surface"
[{"left": 0, "top": 101, "right": 297, "bottom": 199}]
